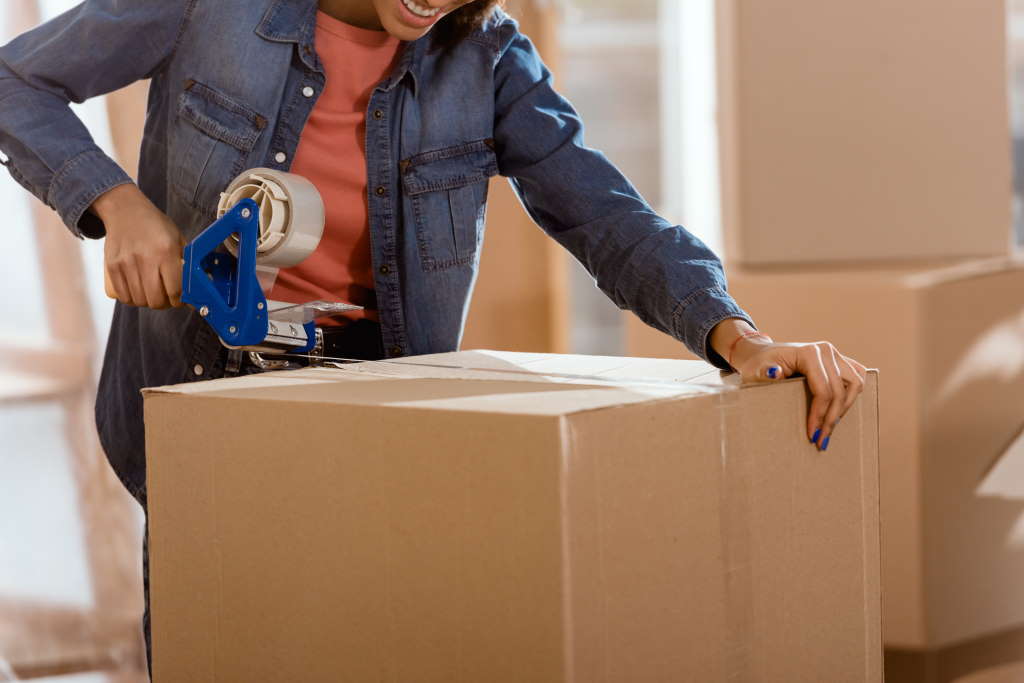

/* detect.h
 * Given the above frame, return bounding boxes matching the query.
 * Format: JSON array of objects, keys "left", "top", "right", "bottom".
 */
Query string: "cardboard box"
[
  {"left": 144, "top": 351, "right": 881, "bottom": 682},
  {"left": 626, "top": 259, "right": 1024, "bottom": 649},
  {"left": 954, "top": 661, "right": 1024, "bottom": 683},
  {"left": 885, "top": 622, "right": 1024, "bottom": 683},
  {"left": 717, "top": 0, "right": 1012, "bottom": 265}
]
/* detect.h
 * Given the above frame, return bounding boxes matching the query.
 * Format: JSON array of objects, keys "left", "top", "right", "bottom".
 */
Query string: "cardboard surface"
[
  {"left": 886, "top": 621, "right": 1024, "bottom": 683},
  {"left": 955, "top": 661, "right": 1024, "bottom": 683},
  {"left": 145, "top": 351, "right": 881, "bottom": 682},
  {"left": 626, "top": 259, "right": 1024, "bottom": 648},
  {"left": 717, "top": 0, "right": 1012, "bottom": 265}
]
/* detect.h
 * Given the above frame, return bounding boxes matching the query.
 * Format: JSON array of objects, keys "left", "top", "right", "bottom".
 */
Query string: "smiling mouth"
[{"left": 401, "top": 0, "right": 442, "bottom": 18}]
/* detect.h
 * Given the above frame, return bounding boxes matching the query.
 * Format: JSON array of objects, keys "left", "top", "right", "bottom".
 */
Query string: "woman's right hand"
[{"left": 92, "top": 183, "right": 186, "bottom": 309}]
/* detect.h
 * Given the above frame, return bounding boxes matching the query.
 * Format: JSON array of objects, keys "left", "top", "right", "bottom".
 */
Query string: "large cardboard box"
[
  {"left": 144, "top": 351, "right": 881, "bottom": 682},
  {"left": 955, "top": 661, "right": 1024, "bottom": 683},
  {"left": 626, "top": 259, "right": 1024, "bottom": 650},
  {"left": 717, "top": 0, "right": 1011, "bottom": 265}
]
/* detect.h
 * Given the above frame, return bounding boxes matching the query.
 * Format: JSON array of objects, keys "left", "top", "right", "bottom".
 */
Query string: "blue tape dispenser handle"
[{"left": 181, "top": 198, "right": 268, "bottom": 348}]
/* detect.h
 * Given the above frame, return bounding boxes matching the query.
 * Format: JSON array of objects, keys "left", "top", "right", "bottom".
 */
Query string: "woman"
[{"left": 0, "top": 0, "right": 866, "bottom": 671}]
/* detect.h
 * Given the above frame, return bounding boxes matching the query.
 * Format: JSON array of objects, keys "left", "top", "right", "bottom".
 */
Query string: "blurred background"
[{"left": 2, "top": 0, "right": 1024, "bottom": 682}]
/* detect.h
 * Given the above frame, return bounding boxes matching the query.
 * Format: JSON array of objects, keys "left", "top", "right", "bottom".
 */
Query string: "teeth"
[{"left": 402, "top": 0, "right": 441, "bottom": 17}]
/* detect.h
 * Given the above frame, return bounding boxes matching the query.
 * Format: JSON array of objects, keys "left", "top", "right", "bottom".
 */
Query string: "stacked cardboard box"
[
  {"left": 954, "top": 661, "right": 1024, "bottom": 683},
  {"left": 628, "top": 261, "right": 1024, "bottom": 648},
  {"left": 144, "top": 351, "right": 882, "bottom": 682},
  {"left": 716, "top": 0, "right": 1011, "bottom": 265},
  {"left": 627, "top": 2, "right": 1020, "bottom": 681}
]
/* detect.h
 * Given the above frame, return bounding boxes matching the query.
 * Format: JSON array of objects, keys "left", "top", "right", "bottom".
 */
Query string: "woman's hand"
[
  {"left": 92, "top": 183, "right": 186, "bottom": 310},
  {"left": 710, "top": 318, "right": 868, "bottom": 451}
]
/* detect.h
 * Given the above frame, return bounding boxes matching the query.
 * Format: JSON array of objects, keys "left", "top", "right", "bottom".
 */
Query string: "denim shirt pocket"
[
  {"left": 401, "top": 138, "right": 498, "bottom": 271},
  {"left": 171, "top": 79, "right": 267, "bottom": 218}
]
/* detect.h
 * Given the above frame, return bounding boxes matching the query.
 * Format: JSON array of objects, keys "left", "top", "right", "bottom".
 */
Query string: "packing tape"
[
  {"left": 718, "top": 388, "right": 754, "bottom": 679},
  {"left": 217, "top": 168, "right": 325, "bottom": 293}
]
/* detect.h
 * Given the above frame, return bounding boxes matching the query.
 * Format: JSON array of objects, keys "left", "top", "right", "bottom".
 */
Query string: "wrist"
[
  {"left": 729, "top": 332, "right": 773, "bottom": 369},
  {"left": 710, "top": 318, "right": 773, "bottom": 369},
  {"left": 90, "top": 182, "right": 145, "bottom": 226}
]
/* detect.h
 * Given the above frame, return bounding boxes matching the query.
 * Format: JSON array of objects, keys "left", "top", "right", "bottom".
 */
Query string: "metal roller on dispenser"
[{"left": 181, "top": 168, "right": 361, "bottom": 354}]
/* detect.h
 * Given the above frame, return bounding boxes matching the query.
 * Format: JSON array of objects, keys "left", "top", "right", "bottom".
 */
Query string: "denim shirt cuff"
[
  {"left": 47, "top": 148, "right": 134, "bottom": 239},
  {"left": 671, "top": 286, "right": 757, "bottom": 372}
]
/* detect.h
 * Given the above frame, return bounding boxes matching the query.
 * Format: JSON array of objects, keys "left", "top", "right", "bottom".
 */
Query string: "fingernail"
[
  {"left": 821, "top": 436, "right": 831, "bottom": 452},
  {"left": 767, "top": 366, "right": 779, "bottom": 379},
  {"left": 811, "top": 428, "right": 821, "bottom": 444}
]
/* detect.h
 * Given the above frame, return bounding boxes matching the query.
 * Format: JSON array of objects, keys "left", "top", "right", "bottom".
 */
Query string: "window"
[{"left": 1010, "top": 0, "right": 1024, "bottom": 246}]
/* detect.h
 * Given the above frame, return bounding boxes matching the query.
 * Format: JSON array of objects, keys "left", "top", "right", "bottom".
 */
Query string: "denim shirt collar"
[
  {"left": 256, "top": 0, "right": 421, "bottom": 93},
  {"left": 381, "top": 40, "right": 421, "bottom": 94}
]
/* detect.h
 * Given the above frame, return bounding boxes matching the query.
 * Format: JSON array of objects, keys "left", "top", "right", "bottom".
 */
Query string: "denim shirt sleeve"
[
  {"left": 491, "top": 21, "right": 755, "bottom": 370},
  {"left": 0, "top": 0, "right": 193, "bottom": 239}
]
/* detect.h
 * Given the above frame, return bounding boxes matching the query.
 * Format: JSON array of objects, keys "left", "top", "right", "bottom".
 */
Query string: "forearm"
[
  {"left": 0, "top": 0, "right": 189, "bottom": 238},
  {"left": 0, "top": 63, "right": 132, "bottom": 237},
  {"left": 493, "top": 24, "right": 758, "bottom": 368},
  {"left": 510, "top": 176, "right": 759, "bottom": 368}
]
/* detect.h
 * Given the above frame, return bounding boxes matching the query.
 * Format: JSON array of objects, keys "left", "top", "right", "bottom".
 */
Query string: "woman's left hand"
[{"left": 711, "top": 319, "right": 868, "bottom": 451}]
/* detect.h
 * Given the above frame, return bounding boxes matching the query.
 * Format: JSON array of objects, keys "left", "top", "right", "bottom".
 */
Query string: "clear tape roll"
[{"left": 217, "top": 168, "right": 325, "bottom": 292}]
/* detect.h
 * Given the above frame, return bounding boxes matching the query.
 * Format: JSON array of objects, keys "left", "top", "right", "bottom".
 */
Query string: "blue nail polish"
[
  {"left": 811, "top": 428, "right": 821, "bottom": 444},
  {"left": 821, "top": 436, "right": 831, "bottom": 452},
  {"left": 767, "top": 366, "right": 779, "bottom": 379}
]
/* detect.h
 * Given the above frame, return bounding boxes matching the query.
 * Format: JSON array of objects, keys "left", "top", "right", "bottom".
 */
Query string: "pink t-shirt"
[{"left": 268, "top": 11, "right": 401, "bottom": 325}]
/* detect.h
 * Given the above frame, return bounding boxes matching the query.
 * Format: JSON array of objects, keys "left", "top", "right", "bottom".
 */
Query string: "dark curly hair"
[{"left": 432, "top": 0, "right": 504, "bottom": 49}]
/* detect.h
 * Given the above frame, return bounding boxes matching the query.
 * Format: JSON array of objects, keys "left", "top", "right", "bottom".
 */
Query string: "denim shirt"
[{"left": 0, "top": 0, "right": 753, "bottom": 496}]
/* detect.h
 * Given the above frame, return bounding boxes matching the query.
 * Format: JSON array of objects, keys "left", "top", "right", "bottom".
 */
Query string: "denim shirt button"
[
  {"left": 274, "top": 152, "right": 287, "bottom": 164},
  {"left": 302, "top": 86, "right": 315, "bottom": 98},
  {"left": 379, "top": 264, "right": 390, "bottom": 275},
  {"left": 192, "top": 364, "right": 204, "bottom": 377},
  {"left": 390, "top": 346, "right": 402, "bottom": 356},
  {"left": 373, "top": 109, "right": 384, "bottom": 120},
  {"left": 375, "top": 186, "right": 386, "bottom": 196}
]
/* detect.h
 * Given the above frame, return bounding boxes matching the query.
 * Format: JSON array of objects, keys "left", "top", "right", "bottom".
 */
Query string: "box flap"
[
  {"left": 142, "top": 351, "right": 733, "bottom": 417},
  {"left": 340, "top": 349, "right": 713, "bottom": 380}
]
